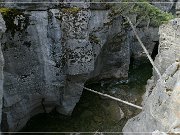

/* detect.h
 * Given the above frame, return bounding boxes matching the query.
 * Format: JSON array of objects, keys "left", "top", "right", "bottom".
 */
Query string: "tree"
[
  {"left": 108, "top": 0, "right": 173, "bottom": 78},
  {"left": 109, "top": 0, "right": 174, "bottom": 27}
]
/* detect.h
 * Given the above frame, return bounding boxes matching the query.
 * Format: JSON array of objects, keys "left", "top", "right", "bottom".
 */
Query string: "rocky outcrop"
[
  {"left": 89, "top": 11, "right": 159, "bottom": 80},
  {"left": 0, "top": 13, "right": 6, "bottom": 134},
  {"left": 150, "top": 0, "right": 174, "bottom": 12},
  {"left": 89, "top": 13, "right": 131, "bottom": 80},
  {"left": 0, "top": 1, "right": 161, "bottom": 132},
  {"left": 176, "top": 0, "right": 180, "bottom": 16},
  {"left": 123, "top": 18, "right": 180, "bottom": 134},
  {"left": 123, "top": 62, "right": 180, "bottom": 135},
  {"left": 153, "top": 18, "right": 180, "bottom": 80},
  {"left": 2, "top": 10, "right": 62, "bottom": 131},
  {"left": 55, "top": 2, "right": 93, "bottom": 115},
  {"left": 1, "top": 2, "right": 93, "bottom": 131}
]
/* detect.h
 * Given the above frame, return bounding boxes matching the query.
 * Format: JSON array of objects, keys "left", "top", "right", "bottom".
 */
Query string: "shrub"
[{"left": 109, "top": 0, "right": 174, "bottom": 26}]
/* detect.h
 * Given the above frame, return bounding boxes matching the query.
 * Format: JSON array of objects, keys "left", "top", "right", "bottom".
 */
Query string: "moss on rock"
[
  {"left": 61, "top": 7, "right": 80, "bottom": 14},
  {"left": 0, "top": 8, "right": 28, "bottom": 36},
  {"left": 89, "top": 34, "right": 101, "bottom": 45},
  {"left": 0, "top": 8, "right": 11, "bottom": 15},
  {"left": 109, "top": 0, "right": 174, "bottom": 27}
]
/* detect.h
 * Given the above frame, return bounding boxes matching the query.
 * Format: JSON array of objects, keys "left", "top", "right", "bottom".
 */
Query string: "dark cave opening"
[
  {"left": 151, "top": 41, "right": 159, "bottom": 60},
  {"left": 19, "top": 60, "right": 153, "bottom": 133}
]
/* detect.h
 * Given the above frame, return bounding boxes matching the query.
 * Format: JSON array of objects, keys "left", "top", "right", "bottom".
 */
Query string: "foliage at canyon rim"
[
  {"left": 107, "top": 0, "right": 174, "bottom": 26},
  {"left": 0, "top": 8, "right": 25, "bottom": 35},
  {"left": 61, "top": 7, "right": 80, "bottom": 14}
]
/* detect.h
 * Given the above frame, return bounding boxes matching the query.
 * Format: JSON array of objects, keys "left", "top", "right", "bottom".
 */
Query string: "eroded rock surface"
[
  {"left": 0, "top": 13, "right": 6, "bottom": 134},
  {"left": 150, "top": 0, "right": 174, "bottom": 12},
  {"left": 0, "top": 1, "right": 161, "bottom": 132},
  {"left": 1, "top": 2, "right": 93, "bottom": 131},
  {"left": 123, "top": 19, "right": 180, "bottom": 135}
]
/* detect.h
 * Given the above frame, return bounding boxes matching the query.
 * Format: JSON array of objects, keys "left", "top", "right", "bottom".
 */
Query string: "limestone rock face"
[
  {"left": 123, "top": 62, "right": 180, "bottom": 134},
  {"left": 176, "top": 0, "right": 180, "bottom": 16},
  {"left": 1, "top": 2, "right": 92, "bottom": 130},
  {"left": 0, "top": 1, "right": 161, "bottom": 132},
  {"left": 2, "top": 10, "right": 63, "bottom": 131},
  {"left": 123, "top": 19, "right": 180, "bottom": 134},
  {"left": 0, "top": 13, "right": 6, "bottom": 134},
  {"left": 56, "top": 2, "right": 93, "bottom": 115},
  {"left": 1, "top": 0, "right": 59, "bottom": 10},
  {"left": 88, "top": 10, "right": 159, "bottom": 80},
  {"left": 154, "top": 18, "right": 180, "bottom": 80},
  {"left": 90, "top": 15, "right": 131, "bottom": 80},
  {"left": 150, "top": 0, "right": 174, "bottom": 12},
  {"left": 59, "top": 5, "right": 94, "bottom": 75},
  {"left": 130, "top": 27, "right": 159, "bottom": 62}
]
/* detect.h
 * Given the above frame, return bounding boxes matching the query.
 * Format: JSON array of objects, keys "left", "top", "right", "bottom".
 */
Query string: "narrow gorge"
[{"left": 0, "top": 0, "right": 179, "bottom": 134}]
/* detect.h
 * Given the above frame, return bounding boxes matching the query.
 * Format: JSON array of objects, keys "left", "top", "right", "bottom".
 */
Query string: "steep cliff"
[
  {"left": 123, "top": 18, "right": 180, "bottom": 135},
  {"left": 0, "top": 0, "right": 174, "bottom": 132},
  {"left": 0, "top": 13, "right": 6, "bottom": 134},
  {"left": 1, "top": 2, "right": 93, "bottom": 131}
]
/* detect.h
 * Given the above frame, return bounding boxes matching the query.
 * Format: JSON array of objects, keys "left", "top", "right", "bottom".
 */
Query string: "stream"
[{"left": 19, "top": 61, "right": 153, "bottom": 134}]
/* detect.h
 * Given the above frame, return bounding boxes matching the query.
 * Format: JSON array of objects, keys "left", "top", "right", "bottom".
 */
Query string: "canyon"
[{"left": 0, "top": 0, "right": 179, "bottom": 134}]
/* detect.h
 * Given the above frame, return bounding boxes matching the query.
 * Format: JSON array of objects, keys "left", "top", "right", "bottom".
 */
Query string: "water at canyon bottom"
[{"left": 19, "top": 61, "right": 152, "bottom": 135}]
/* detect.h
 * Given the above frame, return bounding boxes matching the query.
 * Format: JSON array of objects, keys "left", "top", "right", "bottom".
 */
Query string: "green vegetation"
[
  {"left": 0, "top": 8, "right": 22, "bottom": 20},
  {"left": 109, "top": 0, "right": 174, "bottom": 26},
  {"left": 0, "top": 8, "right": 26, "bottom": 36},
  {"left": 0, "top": 8, "right": 12, "bottom": 15},
  {"left": 61, "top": 7, "right": 80, "bottom": 14},
  {"left": 89, "top": 34, "right": 101, "bottom": 45}
]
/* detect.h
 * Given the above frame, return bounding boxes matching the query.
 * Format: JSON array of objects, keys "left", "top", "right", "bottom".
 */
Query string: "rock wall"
[
  {"left": 0, "top": 1, "right": 164, "bottom": 132},
  {"left": 123, "top": 18, "right": 180, "bottom": 135},
  {"left": 56, "top": 2, "right": 93, "bottom": 115},
  {"left": 2, "top": 10, "right": 63, "bottom": 131},
  {"left": 0, "top": 13, "right": 6, "bottom": 134},
  {"left": 0, "top": 2, "right": 94, "bottom": 131},
  {"left": 150, "top": 0, "right": 174, "bottom": 12},
  {"left": 88, "top": 10, "right": 159, "bottom": 80}
]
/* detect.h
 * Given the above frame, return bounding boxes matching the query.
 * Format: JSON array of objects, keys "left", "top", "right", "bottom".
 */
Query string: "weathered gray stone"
[
  {"left": 88, "top": 13, "right": 131, "bottom": 80},
  {"left": 88, "top": 10, "right": 110, "bottom": 78},
  {"left": 57, "top": 75, "right": 87, "bottom": 115},
  {"left": 63, "top": 0, "right": 90, "bottom": 8},
  {"left": 123, "top": 62, "right": 180, "bottom": 135},
  {"left": 59, "top": 9, "right": 91, "bottom": 39},
  {"left": 153, "top": 18, "right": 180, "bottom": 80},
  {"left": 89, "top": 13, "right": 158, "bottom": 80},
  {"left": 88, "top": 10, "right": 109, "bottom": 60},
  {"left": 66, "top": 39, "right": 94, "bottom": 75},
  {"left": 176, "top": 0, "right": 180, "bottom": 16},
  {"left": 123, "top": 19, "right": 180, "bottom": 135},
  {"left": 99, "top": 30, "right": 131, "bottom": 80},
  {"left": 131, "top": 27, "right": 159, "bottom": 62},
  {"left": 0, "top": 1, "right": 163, "bottom": 132},
  {"left": 1, "top": 0, "right": 59, "bottom": 10},
  {"left": 150, "top": 0, "right": 174, "bottom": 12},
  {"left": 0, "top": 13, "right": 6, "bottom": 134},
  {"left": 1, "top": 10, "right": 65, "bottom": 131},
  {"left": 57, "top": 3, "right": 93, "bottom": 114}
]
